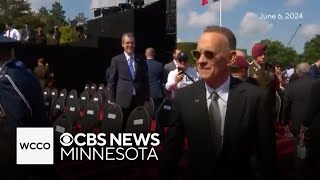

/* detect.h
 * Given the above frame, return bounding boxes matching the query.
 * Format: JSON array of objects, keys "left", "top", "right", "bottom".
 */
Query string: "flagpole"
[{"left": 219, "top": 0, "right": 222, "bottom": 26}]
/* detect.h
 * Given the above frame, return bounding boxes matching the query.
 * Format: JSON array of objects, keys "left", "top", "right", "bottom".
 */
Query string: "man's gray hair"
[{"left": 296, "top": 62, "right": 310, "bottom": 75}]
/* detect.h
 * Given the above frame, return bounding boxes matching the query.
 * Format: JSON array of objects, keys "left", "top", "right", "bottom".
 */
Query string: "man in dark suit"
[
  {"left": 282, "top": 62, "right": 313, "bottom": 136},
  {"left": 281, "top": 62, "right": 313, "bottom": 180},
  {"left": 107, "top": 33, "right": 150, "bottom": 131},
  {"left": 164, "top": 48, "right": 181, "bottom": 83},
  {"left": 303, "top": 79, "right": 320, "bottom": 180},
  {"left": 21, "top": 23, "right": 35, "bottom": 44},
  {"left": 145, "top": 47, "right": 165, "bottom": 118},
  {"left": 160, "top": 26, "right": 277, "bottom": 180}
]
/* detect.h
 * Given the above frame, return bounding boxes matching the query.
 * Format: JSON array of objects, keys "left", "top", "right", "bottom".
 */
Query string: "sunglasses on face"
[{"left": 191, "top": 50, "right": 216, "bottom": 60}]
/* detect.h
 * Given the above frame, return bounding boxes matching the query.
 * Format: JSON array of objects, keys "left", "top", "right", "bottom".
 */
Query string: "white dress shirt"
[
  {"left": 4, "top": 28, "right": 21, "bottom": 41},
  {"left": 205, "top": 76, "right": 230, "bottom": 137},
  {"left": 165, "top": 67, "right": 199, "bottom": 97}
]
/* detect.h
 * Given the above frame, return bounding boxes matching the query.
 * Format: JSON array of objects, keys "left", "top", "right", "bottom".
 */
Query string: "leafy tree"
[
  {"left": 38, "top": 7, "right": 49, "bottom": 16},
  {"left": 0, "top": 0, "right": 31, "bottom": 28},
  {"left": 74, "top": 12, "right": 87, "bottom": 24},
  {"left": 59, "top": 26, "right": 77, "bottom": 44},
  {"left": 302, "top": 34, "right": 320, "bottom": 64},
  {"left": 50, "top": 2, "right": 67, "bottom": 26},
  {"left": 260, "top": 39, "right": 299, "bottom": 66}
]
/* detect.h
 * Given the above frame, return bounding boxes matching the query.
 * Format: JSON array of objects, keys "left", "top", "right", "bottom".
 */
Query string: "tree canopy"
[
  {"left": 302, "top": 34, "right": 320, "bottom": 64},
  {"left": 0, "top": 0, "right": 89, "bottom": 44},
  {"left": 259, "top": 39, "right": 299, "bottom": 66}
]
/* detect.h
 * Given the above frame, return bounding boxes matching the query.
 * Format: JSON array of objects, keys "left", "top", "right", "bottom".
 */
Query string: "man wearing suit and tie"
[
  {"left": 160, "top": 26, "right": 277, "bottom": 180},
  {"left": 107, "top": 33, "right": 150, "bottom": 131}
]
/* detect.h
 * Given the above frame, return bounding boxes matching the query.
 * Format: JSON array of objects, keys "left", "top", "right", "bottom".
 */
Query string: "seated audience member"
[{"left": 165, "top": 52, "right": 199, "bottom": 97}]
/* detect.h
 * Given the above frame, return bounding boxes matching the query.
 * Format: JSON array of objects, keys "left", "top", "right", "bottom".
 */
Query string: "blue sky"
[{"left": 28, "top": 0, "right": 320, "bottom": 55}]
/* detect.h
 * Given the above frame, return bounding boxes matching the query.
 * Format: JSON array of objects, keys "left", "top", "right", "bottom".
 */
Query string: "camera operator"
[{"left": 165, "top": 52, "right": 199, "bottom": 97}]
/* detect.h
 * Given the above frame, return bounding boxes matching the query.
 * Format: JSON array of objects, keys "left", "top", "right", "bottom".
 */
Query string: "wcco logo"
[
  {"left": 19, "top": 142, "right": 51, "bottom": 150},
  {"left": 16, "top": 128, "right": 54, "bottom": 165}
]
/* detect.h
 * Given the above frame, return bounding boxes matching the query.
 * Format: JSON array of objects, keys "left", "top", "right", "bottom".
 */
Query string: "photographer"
[{"left": 165, "top": 52, "right": 199, "bottom": 97}]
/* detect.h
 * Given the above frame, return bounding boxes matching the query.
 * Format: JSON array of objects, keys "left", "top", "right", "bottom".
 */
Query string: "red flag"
[{"left": 202, "top": 0, "right": 208, "bottom": 5}]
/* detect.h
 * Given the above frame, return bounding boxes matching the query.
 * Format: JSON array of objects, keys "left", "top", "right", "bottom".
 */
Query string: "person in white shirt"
[
  {"left": 165, "top": 52, "right": 199, "bottom": 96},
  {"left": 4, "top": 22, "right": 21, "bottom": 41}
]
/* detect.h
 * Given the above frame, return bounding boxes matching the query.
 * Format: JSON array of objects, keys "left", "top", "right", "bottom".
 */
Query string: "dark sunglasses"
[{"left": 191, "top": 50, "right": 216, "bottom": 60}]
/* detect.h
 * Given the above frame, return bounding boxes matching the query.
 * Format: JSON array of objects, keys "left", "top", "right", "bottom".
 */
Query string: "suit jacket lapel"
[
  {"left": 224, "top": 77, "right": 247, "bottom": 147},
  {"left": 192, "top": 80, "right": 211, "bottom": 138}
]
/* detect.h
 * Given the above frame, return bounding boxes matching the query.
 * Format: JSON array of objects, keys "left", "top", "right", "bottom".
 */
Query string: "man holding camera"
[{"left": 165, "top": 52, "right": 199, "bottom": 97}]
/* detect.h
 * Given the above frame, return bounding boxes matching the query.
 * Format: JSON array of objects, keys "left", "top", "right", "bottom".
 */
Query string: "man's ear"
[{"left": 227, "top": 50, "right": 236, "bottom": 66}]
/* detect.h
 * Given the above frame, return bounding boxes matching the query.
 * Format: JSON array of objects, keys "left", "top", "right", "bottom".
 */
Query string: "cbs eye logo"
[{"left": 60, "top": 133, "right": 73, "bottom": 146}]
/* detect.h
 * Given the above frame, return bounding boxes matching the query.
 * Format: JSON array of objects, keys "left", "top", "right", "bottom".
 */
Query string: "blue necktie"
[
  {"left": 128, "top": 57, "right": 135, "bottom": 79},
  {"left": 128, "top": 57, "right": 136, "bottom": 95}
]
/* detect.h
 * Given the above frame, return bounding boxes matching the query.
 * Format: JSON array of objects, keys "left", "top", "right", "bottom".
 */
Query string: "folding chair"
[
  {"left": 51, "top": 98, "right": 66, "bottom": 121},
  {"left": 84, "top": 83, "right": 90, "bottom": 91},
  {"left": 59, "top": 88, "right": 68, "bottom": 100},
  {"left": 43, "top": 87, "right": 51, "bottom": 100},
  {"left": 91, "top": 91, "right": 103, "bottom": 107},
  {"left": 43, "top": 95, "right": 53, "bottom": 117},
  {"left": 89, "top": 83, "right": 97, "bottom": 97},
  {"left": 97, "top": 83, "right": 106, "bottom": 100},
  {"left": 81, "top": 101, "right": 99, "bottom": 133},
  {"left": 51, "top": 88, "right": 59, "bottom": 103},
  {"left": 67, "top": 89, "right": 78, "bottom": 106},
  {"left": 79, "top": 90, "right": 90, "bottom": 111},
  {"left": 144, "top": 97, "right": 154, "bottom": 119},
  {"left": 157, "top": 98, "right": 173, "bottom": 128},
  {"left": 66, "top": 99, "right": 80, "bottom": 126},
  {"left": 126, "top": 106, "right": 150, "bottom": 133},
  {"left": 101, "top": 103, "right": 123, "bottom": 134},
  {"left": 53, "top": 113, "right": 72, "bottom": 137}
]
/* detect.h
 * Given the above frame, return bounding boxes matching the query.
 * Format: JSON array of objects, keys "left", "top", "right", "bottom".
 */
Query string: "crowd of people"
[
  {"left": 0, "top": 25, "right": 320, "bottom": 180},
  {"left": 2, "top": 22, "right": 62, "bottom": 45}
]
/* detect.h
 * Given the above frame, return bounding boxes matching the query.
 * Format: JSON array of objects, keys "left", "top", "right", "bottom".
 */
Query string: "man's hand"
[{"left": 175, "top": 71, "right": 184, "bottom": 84}]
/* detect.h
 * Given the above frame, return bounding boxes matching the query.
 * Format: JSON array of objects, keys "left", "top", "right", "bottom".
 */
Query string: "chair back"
[
  {"left": 51, "top": 98, "right": 66, "bottom": 121},
  {"left": 66, "top": 99, "right": 80, "bottom": 125},
  {"left": 157, "top": 98, "right": 173, "bottom": 127},
  {"left": 59, "top": 88, "right": 68, "bottom": 100},
  {"left": 101, "top": 103, "right": 123, "bottom": 134},
  {"left": 81, "top": 101, "right": 99, "bottom": 132},
  {"left": 53, "top": 113, "right": 72, "bottom": 137},
  {"left": 92, "top": 91, "right": 103, "bottom": 106},
  {"left": 126, "top": 106, "right": 150, "bottom": 133},
  {"left": 67, "top": 89, "right": 78, "bottom": 106},
  {"left": 79, "top": 90, "right": 90, "bottom": 111}
]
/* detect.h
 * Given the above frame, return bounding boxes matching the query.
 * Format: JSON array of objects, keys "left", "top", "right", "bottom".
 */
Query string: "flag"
[
  {"left": 202, "top": 0, "right": 208, "bottom": 5},
  {"left": 202, "top": 0, "right": 220, "bottom": 6}
]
